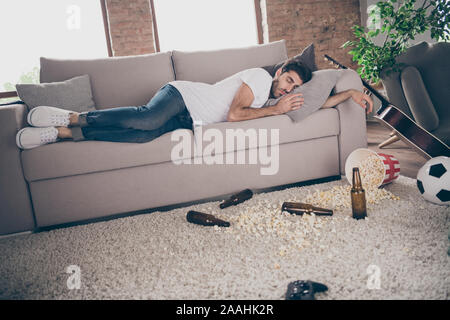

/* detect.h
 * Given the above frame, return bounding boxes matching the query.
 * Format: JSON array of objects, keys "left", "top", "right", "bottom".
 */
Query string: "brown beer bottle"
[
  {"left": 186, "top": 210, "right": 230, "bottom": 227},
  {"left": 351, "top": 167, "right": 367, "bottom": 220},
  {"left": 281, "top": 202, "right": 333, "bottom": 216},
  {"left": 219, "top": 189, "right": 253, "bottom": 209}
]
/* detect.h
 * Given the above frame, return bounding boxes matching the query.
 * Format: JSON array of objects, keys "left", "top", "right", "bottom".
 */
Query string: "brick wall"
[
  {"left": 105, "top": 0, "right": 155, "bottom": 56},
  {"left": 264, "top": 0, "right": 361, "bottom": 70},
  {"left": 105, "top": 0, "right": 360, "bottom": 70}
]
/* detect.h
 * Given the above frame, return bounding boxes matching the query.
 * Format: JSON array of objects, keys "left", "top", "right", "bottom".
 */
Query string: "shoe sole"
[
  {"left": 27, "top": 108, "right": 37, "bottom": 127},
  {"left": 16, "top": 128, "right": 26, "bottom": 149}
]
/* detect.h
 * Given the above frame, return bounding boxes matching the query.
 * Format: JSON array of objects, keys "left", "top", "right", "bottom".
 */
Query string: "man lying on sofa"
[{"left": 16, "top": 59, "right": 373, "bottom": 149}]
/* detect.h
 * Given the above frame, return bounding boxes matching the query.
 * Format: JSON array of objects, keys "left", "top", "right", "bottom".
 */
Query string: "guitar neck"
[
  {"left": 360, "top": 78, "right": 390, "bottom": 108},
  {"left": 323, "top": 54, "right": 390, "bottom": 112}
]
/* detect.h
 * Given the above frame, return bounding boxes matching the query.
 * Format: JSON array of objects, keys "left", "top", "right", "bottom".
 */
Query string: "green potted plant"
[{"left": 343, "top": 0, "right": 449, "bottom": 85}]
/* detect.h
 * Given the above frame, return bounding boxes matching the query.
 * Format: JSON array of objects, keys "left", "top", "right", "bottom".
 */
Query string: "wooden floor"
[{"left": 366, "top": 121, "right": 428, "bottom": 179}]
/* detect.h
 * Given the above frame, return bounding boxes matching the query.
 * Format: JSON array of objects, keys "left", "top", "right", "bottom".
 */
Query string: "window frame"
[
  {"left": 149, "top": 0, "right": 263, "bottom": 53},
  {"left": 1, "top": 0, "right": 263, "bottom": 98},
  {"left": 0, "top": 0, "right": 113, "bottom": 98}
]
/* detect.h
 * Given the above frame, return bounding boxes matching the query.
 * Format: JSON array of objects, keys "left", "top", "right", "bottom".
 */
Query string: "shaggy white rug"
[{"left": 0, "top": 175, "right": 448, "bottom": 300}]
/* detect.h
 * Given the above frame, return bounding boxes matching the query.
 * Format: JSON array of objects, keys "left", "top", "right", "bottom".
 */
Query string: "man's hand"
[
  {"left": 322, "top": 89, "right": 373, "bottom": 114},
  {"left": 227, "top": 84, "right": 304, "bottom": 122},
  {"left": 350, "top": 90, "right": 373, "bottom": 114},
  {"left": 274, "top": 93, "right": 304, "bottom": 115}
]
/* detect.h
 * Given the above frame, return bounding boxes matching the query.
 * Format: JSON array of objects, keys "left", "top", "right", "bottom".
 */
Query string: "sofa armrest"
[
  {"left": 0, "top": 104, "right": 36, "bottom": 235},
  {"left": 0, "top": 102, "right": 28, "bottom": 129},
  {"left": 334, "top": 69, "right": 368, "bottom": 175}
]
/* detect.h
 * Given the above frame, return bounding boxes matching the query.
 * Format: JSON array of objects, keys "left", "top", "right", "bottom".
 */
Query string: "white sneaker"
[
  {"left": 16, "top": 127, "right": 59, "bottom": 150},
  {"left": 27, "top": 106, "right": 72, "bottom": 127}
]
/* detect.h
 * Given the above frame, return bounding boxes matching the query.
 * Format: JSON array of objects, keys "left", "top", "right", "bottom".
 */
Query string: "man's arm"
[
  {"left": 322, "top": 89, "right": 373, "bottom": 114},
  {"left": 227, "top": 83, "right": 304, "bottom": 122}
]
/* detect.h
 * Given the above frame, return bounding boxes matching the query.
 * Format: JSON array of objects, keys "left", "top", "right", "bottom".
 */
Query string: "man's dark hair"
[{"left": 281, "top": 59, "right": 312, "bottom": 83}]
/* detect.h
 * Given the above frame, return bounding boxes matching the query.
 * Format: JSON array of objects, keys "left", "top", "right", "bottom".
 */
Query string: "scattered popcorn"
[
  {"left": 209, "top": 157, "right": 401, "bottom": 256},
  {"left": 306, "top": 214, "right": 316, "bottom": 228},
  {"left": 359, "top": 154, "right": 385, "bottom": 188},
  {"left": 301, "top": 181, "right": 399, "bottom": 210}
]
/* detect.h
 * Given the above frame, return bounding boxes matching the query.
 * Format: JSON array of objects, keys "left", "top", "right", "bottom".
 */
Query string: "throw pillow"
[
  {"left": 263, "top": 69, "right": 343, "bottom": 123},
  {"left": 16, "top": 74, "right": 96, "bottom": 112},
  {"left": 262, "top": 43, "right": 318, "bottom": 77}
]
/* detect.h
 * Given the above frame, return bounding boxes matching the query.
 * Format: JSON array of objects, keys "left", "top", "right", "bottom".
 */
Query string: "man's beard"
[{"left": 270, "top": 79, "right": 279, "bottom": 99}]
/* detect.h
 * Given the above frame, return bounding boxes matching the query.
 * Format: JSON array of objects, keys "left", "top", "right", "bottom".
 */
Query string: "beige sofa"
[{"left": 0, "top": 40, "right": 367, "bottom": 236}]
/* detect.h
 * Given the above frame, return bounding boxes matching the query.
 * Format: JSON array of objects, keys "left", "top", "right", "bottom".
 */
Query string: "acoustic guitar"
[{"left": 324, "top": 54, "right": 450, "bottom": 159}]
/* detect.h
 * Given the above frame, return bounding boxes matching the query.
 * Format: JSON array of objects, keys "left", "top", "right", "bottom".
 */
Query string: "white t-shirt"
[{"left": 169, "top": 68, "right": 273, "bottom": 125}]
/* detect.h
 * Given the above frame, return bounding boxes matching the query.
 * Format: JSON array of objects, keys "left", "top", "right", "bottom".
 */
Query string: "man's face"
[{"left": 270, "top": 70, "right": 303, "bottom": 98}]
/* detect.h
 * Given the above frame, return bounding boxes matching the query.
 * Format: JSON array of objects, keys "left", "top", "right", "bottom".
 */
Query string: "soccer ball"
[{"left": 416, "top": 156, "right": 450, "bottom": 205}]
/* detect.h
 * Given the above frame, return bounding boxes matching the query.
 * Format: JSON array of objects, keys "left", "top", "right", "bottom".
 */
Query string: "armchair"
[{"left": 379, "top": 41, "right": 450, "bottom": 150}]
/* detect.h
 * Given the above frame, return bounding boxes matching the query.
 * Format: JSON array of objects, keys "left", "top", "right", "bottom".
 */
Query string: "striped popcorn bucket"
[{"left": 345, "top": 148, "right": 400, "bottom": 188}]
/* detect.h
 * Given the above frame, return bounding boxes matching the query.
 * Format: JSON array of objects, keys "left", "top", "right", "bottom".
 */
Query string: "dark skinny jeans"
[{"left": 72, "top": 84, "right": 192, "bottom": 143}]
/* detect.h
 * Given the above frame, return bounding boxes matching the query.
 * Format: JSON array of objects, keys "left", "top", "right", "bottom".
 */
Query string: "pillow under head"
[{"left": 263, "top": 69, "right": 343, "bottom": 123}]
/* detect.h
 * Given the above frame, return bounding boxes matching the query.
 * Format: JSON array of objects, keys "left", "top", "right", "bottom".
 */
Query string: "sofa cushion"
[
  {"left": 198, "top": 108, "right": 339, "bottom": 153},
  {"left": 21, "top": 109, "right": 339, "bottom": 182},
  {"left": 16, "top": 75, "right": 96, "bottom": 112},
  {"left": 172, "top": 40, "right": 288, "bottom": 84},
  {"left": 21, "top": 128, "right": 194, "bottom": 182},
  {"left": 40, "top": 52, "right": 175, "bottom": 109},
  {"left": 400, "top": 66, "right": 439, "bottom": 132}
]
